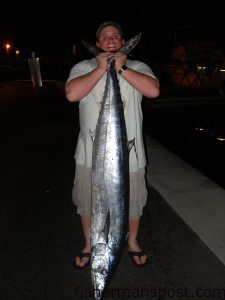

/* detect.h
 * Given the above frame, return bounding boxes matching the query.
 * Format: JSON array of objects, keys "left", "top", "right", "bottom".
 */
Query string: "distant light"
[
  {"left": 5, "top": 44, "right": 11, "bottom": 62},
  {"left": 216, "top": 136, "right": 225, "bottom": 142},
  {"left": 15, "top": 50, "right": 20, "bottom": 55},
  {"left": 73, "top": 45, "right": 76, "bottom": 55},
  {"left": 197, "top": 64, "right": 206, "bottom": 71},
  {"left": 195, "top": 127, "right": 205, "bottom": 131}
]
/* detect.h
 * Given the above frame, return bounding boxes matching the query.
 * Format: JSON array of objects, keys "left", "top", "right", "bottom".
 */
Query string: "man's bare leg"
[
  {"left": 127, "top": 219, "right": 147, "bottom": 265},
  {"left": 75, "top": 216, "right": 91, "bottom": 267}
]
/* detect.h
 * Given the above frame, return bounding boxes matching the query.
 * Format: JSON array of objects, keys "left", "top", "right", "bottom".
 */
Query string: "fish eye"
[{"left": 101, "top": 269, "right": 108, "bottom": 276}]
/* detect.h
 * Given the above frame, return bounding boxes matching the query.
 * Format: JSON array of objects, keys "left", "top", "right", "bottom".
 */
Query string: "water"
[{"left": 143, "top": 101, "right": 225, "bottom": 190}]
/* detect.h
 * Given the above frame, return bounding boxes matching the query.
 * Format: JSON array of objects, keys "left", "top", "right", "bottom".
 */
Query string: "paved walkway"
[
  {"left": 1, "top": 85, "right": 225, "bottom": 299},
  {"left": 146, "top": 136, "right": 225, "bottom": 266}
]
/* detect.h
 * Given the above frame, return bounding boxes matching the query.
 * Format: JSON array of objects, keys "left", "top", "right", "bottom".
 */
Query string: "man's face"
[{"left": 96, "top": 26, "right": 124, "bottom": 52}]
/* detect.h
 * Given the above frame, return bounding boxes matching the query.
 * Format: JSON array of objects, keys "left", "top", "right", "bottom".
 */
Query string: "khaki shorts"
[{"left": 72, "top": 164, "right": 148, "bottom": 220}]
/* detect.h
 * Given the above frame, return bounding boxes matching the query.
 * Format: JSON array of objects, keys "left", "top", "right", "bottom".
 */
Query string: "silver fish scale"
[{"left": 91, "top": 61, "right": 130, "bottom": 299}]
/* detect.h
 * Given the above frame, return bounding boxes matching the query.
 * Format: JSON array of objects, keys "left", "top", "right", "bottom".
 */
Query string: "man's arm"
[
  {"left": 119, "top": 68, "right": 160, "bottom": 99},
  {"left": 65, "top": 68, "right": 104, "bottom": 102},
  {"left": 65, "top": 53, "right": 111, "bottom": 102},
  {"left": 114, "top": 53, "right": 160, "bottom": 99}
]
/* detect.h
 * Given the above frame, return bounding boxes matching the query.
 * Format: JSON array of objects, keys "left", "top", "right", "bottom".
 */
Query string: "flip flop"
[
  {"left": 128, "top": 249, "right": 148, "bottom": 267},
  {"left": 74, "top": 252, "right": 91, "bottom": 269}
]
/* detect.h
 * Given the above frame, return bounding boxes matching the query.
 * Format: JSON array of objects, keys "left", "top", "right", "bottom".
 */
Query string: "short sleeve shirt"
[{"left": 66, "top": 58, "right": 157, "bottom": 172}]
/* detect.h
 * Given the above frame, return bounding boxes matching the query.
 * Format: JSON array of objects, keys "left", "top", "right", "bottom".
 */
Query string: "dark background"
[{"left": 1, "top": 0, "right": 224, "bottom": 60}]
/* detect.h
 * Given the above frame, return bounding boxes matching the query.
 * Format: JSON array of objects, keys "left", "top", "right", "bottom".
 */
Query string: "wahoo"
[{"left": 83, "top": 33, "right": 141, "bottom": 300}]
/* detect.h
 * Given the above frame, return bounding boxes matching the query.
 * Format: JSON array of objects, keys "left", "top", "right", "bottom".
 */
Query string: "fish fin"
[
  {"left": 89, "top": 129, "right": 95, "bottom": 143},
  {"left": 81, "top": 39, "right": 102, "bottom": 56},
  {"left": 128, "top": 138, "right": 138, "bottom": 159}
]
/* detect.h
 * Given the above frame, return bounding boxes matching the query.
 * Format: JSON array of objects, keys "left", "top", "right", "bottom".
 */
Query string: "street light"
[
  {"left": 15, "top": 49, "right": 20, "bottom": 63},
  {"left": 5, "top": 43, "right": 11, "bottom": 63}
]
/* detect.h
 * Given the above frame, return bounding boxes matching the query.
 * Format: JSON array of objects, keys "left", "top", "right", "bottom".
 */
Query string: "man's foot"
[
  {"left": 74, "top": 252, "right": 91, "bottom": 269},
  {"left": 127, "top": 241, "right": 148, "bottom": 266},
  {"left": 127, "top": 249, "right": 148, "bottom": 267}
]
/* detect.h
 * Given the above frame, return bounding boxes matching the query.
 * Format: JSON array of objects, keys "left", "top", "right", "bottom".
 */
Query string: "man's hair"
[{"left": 96, "top": 21, "right": 123, "bottom": 40}]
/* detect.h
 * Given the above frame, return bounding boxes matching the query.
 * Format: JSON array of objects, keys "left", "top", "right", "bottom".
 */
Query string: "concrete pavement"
[{"left": 146, "top": 136, "right": 225, "bottom": 265}]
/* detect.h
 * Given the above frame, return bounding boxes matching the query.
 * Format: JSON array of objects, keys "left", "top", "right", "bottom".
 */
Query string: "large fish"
[{"left": 83, "top": 33, "right": 141, "bottom": 300}]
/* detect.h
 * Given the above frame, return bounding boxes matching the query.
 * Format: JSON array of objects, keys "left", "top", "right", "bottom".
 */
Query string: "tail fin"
[{"left": 81, "top": 39, "right": 101, "bottom": 56}]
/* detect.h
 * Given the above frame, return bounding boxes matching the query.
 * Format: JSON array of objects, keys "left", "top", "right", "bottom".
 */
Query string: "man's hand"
[
  {"left": 96, "top": 52, "right": 127, "bottom": 73},
  {"left": 112, "top": 52, "right": 127, "bottom": 72},
  {"left": 96, "top": 53, "right": 114, "bottom": 72}
]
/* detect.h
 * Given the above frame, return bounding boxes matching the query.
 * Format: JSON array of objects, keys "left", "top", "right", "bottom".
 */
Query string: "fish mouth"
[{"left": 92, "top": 274, "right": 106, "bottom": 300}]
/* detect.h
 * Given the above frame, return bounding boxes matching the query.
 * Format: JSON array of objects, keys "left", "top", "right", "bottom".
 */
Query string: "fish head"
[{"left": 91, "top": 243, "right": 114, "bottom": 299}]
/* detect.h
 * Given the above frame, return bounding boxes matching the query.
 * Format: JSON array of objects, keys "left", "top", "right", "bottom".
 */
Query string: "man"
[{"left": 65, "top": 21, "right": 160, "bottom": 268}]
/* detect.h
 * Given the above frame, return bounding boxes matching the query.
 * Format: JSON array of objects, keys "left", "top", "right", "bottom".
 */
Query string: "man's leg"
[
  {"left": 127, "top": 220, "right": 147, "bottom": 265},
  {"left": 127, "top": 168, "right": 148, "bottom": 265},
  {"left": 75, "top": 216, "right": 91, "bottom": 267},
  {"left": 73, "top": 165, "right": 92, "bottom": 268}
]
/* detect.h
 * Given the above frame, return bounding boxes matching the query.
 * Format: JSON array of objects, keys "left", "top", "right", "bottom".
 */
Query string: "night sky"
[{"left": 0, "top": 0, "right": 224, "bottom": 59}]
